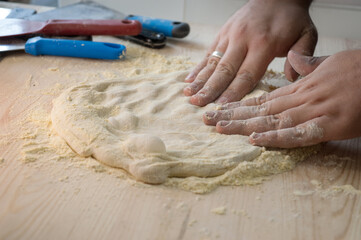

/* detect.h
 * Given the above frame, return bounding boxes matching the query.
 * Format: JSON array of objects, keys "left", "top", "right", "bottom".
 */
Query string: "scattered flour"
[
  {"left": 293, "top": 179, "right": 361, "bottom": 198},
  {"left": 211, "top": 206, "right": 227, "bottom": 215}
]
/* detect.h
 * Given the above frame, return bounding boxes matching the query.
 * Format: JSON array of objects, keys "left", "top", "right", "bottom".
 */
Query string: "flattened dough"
[{"left": 51, "top": 71, "right": 262, "bottom": 184}]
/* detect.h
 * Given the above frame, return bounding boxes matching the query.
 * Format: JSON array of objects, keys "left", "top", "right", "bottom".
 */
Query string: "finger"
[
  {"left": 215, "top": 101, "right": 322, "bottom": 134},
  {"left": 184, "top": 41, "right": 228, "bottom": 97},
  {"left": 249, "top": 116, "right": 326, "bottom": 148},
  {"left": 221, "top": 80, "right": 303, "bottom": 109},
  {"left": 284, "top": 26, "right": 318, "bottom": 81},
  {"left": 209, "top": 92, "right": 306, "bottom": 126},
  {"left": 185, "top": 36, "right": 220, "bottom": 83},
  {"left": 215, "top": 46, "right": 273, "bottom": 104},
  {"left": 190, "top": 42, "right": 247, "bottom": 106},
  {"left": 214, "top": 113, "right": 292, "bottom": 135},
  {"left": 218, "top": 86, "right": 292, "bottom": 110},
  {"left": 284, "top": 59, "right": 299, "bottom": 82},
  {"left": 185, "top": 58, "right": 208, "bottom": 83},
  {"left": 203, "top": 99, "right": 274, "bottom": 125},
  {"left": 203, "top": 109, "right": 233, "bottom": 125},
  {"left": 288, "top": 50, "right": 328, "bottom": 76},
  {"left": 219, "top": 93, "right": 269, "bottom": 110}
]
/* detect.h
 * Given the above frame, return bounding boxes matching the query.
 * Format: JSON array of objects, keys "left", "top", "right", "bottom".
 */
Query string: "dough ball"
[
  {"left": 108, "top": 111, "right": 138, "bottom": 131},
  {"left": 124, "top": 134, "right": 166, "bottom": 154}
]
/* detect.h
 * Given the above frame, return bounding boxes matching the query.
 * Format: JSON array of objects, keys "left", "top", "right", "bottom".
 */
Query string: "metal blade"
[
  {"left": 0, "top": 7, "right": 36, "bottom": 19},
  {"left": 0, "top": 19, "right": 44, "bottom": 38},
  {"left": 0, "top": 8, "right": 11, "bottom": 19},
  {"left": 26, "top": 1, "right": 126, "bottom": 21},
  {"left": 0, "top": 38, "right": 25, "bottom": 52}
]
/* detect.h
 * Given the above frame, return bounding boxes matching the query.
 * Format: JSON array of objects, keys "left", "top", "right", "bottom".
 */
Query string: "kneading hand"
[
  {"left": 184, "top": 0, "right": 317, "bottom": 106},
  {"left": 203, "top": 49, "right": 361, "bottom": 148}
]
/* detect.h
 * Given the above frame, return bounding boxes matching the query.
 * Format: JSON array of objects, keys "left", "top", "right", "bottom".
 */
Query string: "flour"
[
  {"left": 211, "top": 206, "right": 227, "bottom": 215},
  {"left": 19, "top": 40, "right": 321, "bottom": 193}
]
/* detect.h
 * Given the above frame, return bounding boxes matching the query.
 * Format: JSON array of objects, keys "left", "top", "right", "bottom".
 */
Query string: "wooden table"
[{"left": 1, "top": 10, "right": 361, "bottom": 240}]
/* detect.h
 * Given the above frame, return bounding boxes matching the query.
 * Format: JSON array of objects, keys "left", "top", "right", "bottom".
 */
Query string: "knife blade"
[
  {"left": 0, "top": 7, "right": 37, "bottom": 19},
  {"left": 0, "top": 19, "right": 142, "bottom": 38}
]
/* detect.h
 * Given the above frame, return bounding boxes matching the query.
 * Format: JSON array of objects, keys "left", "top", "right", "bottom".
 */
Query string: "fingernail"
[
  {"left": 205, "top": 111, "right": 216, "bottom": 119},
  {"left": 218, "top": 120, "right": 231, "bottom": 127},
  {"left": 185, "top": 72, "right": 195, "bottom": 81},
  {"left": 216, "top": 97, "right": 228, "bottom": 104}
]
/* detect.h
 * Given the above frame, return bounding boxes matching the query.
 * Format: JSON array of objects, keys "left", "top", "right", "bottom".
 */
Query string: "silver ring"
[{"left": 211, "top": 51, "right": 224, "bottom": 59}]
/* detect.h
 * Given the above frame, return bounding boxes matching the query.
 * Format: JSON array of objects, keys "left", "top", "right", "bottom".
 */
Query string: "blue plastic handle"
[
  {"left": 24, "top": 37, "right": 126, "bottom": 60},
  {"left": 125, "top": 15, "right": 190, "bottom": 38}
]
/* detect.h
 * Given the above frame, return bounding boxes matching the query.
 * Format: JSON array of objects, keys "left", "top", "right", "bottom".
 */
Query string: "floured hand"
[
  {"left": 184, "top": 0, "right": 316, "bottom": 106},
  {"left": 203, "top": 49, "right": 361, "bottom": 148}
]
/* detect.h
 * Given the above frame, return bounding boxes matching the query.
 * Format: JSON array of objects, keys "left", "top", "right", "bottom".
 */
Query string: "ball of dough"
[{"left": 124, "top": 134, "right": 166, "bottom": 154}]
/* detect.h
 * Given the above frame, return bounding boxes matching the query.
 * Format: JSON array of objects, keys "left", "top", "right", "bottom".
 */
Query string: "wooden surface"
[{"left": 1, "top": 19, "right": 361, "bottom": 240}]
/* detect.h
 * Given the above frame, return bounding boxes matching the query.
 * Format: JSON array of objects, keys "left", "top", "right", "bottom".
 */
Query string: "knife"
[
  {"left": 125, "top": 15, "right": 190, "bottom": 38},
  {"left": 0, "top": 36, "right": 126, "bottom": 60},
  {"left": 0, "top": 19, "right": 142, "bottom": 38},
  {"left": 25, "top": 2, "right": 190, "bottom": 39},
  {"left": 22, "top": 2, "right": 182, "bottom": 48}
]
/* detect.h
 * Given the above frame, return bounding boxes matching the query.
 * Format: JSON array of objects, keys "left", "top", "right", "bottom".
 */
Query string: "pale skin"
[
  {"left": 203, "top": 50, "right": 361, "bottom": 148},
  {"left": 185, "top": 0, "right": 361, "bottom": 148}
]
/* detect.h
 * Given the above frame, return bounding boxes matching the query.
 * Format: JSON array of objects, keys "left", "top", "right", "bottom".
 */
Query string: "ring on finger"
[{"left": 211, "top": 51, "right": 224, "bottom": 59}]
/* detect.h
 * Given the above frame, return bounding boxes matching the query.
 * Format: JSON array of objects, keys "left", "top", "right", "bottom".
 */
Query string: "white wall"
[{"left": 59, "top": 0, "right": 361, "bottom": 40}]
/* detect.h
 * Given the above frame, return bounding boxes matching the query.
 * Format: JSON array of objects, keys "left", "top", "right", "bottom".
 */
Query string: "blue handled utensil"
[
  {"left": 0, "top": 36, "right": 126, "bottom": 60},
  {"left": 125, "top": 15, "right": 190, "bottom": 38}
]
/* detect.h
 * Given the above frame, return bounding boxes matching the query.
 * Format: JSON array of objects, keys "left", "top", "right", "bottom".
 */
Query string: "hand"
[
  {"left": 184, "top": 0, "right": 317, "bottom": 106},
  {"left": 203, "top": 49, "right": 361, "bottom": 148}
]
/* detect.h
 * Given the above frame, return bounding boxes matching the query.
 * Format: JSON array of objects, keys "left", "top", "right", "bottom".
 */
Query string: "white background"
[{"left": 58, "top": 0, "right": 361, "bottom": 40}]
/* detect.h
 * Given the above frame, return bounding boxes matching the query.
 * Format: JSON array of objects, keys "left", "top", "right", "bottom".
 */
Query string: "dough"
[{"left": 51, "top": 71, "right": 262, "bottom": 184}]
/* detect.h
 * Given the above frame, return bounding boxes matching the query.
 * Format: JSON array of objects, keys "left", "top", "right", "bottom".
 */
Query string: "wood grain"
[{"left": 0, "top": 23, "right": 361, "bottom": 240}]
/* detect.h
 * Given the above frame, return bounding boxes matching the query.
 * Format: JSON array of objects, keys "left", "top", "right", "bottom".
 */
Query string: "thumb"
[{"left": 288, "top": 50, "right": 328, "bottom": 77}]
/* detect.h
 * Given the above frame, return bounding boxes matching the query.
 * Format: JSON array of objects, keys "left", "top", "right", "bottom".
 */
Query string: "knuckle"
[
  {"left": 216, "top": 62, "right": 236, "bottom": 77},
  {"left": 236, "top": 70, "right": 257, "bottom": 88},
  {"left": 266, "top": 114, "right": 293, "bottom": 129},
  {"left": 237, "top": 25, "right": 248, "bottom": 36},
  {"left": 221, "top": 101, "right": 240, "bottom": 110},
  {"left": 221, "top": 109, "right": 234, "bottom": 120},
  {"left": 265, "top": 115, "right": 280, "bottom": 129},
  {"left": 257, "top": 103, "right": 270, "bottom": 116},
  {"left": 222, "top": 88, "right": 239, "bottom": 100},
  {"left": 277, "top": 114, "right": 293, "bottom": 128},
  {"left": 200, "top": 85, "right": 213, "bottom": 94},
  {"left": 193, "top": 77, "right": 207, "bottom": 86},
  {"left": 208, "top": 58, "right": 219, "bottom": 68},
  {"left": 254, "top": 32, "right": 272, "bottom": 47},
  {"left": 254, "top": 94, "right": 267, "bottom": 105}
]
